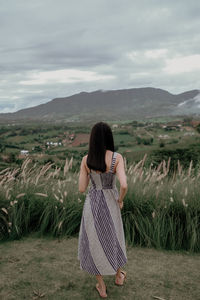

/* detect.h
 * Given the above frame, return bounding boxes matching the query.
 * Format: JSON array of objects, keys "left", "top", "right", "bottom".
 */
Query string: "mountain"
[{"left": 0, "top": 87, "right": 200, "bottom": 122}]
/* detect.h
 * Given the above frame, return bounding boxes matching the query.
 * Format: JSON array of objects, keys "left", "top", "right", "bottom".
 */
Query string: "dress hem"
[{"left": 79, "top": 261, "right": 127, "bottom": 276}]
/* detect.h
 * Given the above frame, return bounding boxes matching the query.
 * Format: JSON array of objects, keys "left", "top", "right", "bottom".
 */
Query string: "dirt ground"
[
  {"left": 71, "top": 133, "right": 90, "bottom": 147},
  {"left": 0, "top": 234, "right": 200, "bottom": 300}
]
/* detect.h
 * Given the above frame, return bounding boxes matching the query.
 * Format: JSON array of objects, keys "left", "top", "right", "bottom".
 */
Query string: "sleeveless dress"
[{"left": 77, "top": 152, "right": 127, "bottom": 275}]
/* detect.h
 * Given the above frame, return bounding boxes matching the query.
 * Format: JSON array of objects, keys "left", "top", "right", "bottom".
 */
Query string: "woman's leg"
[
  {"left": 115, "top": 268, "right": 126, "bottom": 285},
  {"left": 96, "top": 275, "right": 107, "bottom": 297}
]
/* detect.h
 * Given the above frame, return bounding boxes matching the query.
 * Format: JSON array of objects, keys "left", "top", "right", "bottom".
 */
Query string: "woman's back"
[
  {"left": 79, "top": 150, "right": 127, "bottom": 195},
  {"left": 88, "top": 151, "right": 118, "bottom": 191},
  {"left": 85, "top": 150, "right": 117, "bottom": 174}
]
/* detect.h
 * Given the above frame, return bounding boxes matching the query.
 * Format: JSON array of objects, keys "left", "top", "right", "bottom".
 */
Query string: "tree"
[
  {"left": 136, "top": 136, "right": 142, "bottom": 144},
  {"left": 196, "top": 124, "right": 200, "bottom": 134},
  {"left": 0, "top": 143, "right": 5, "bottom": 153},
  {"left": 7, "top": 153, "right": 16, "bottom": 163},
  {"left": 34, "top": 145, "right": 42, "bottom": 152},
  {"left": 159, "top": 141, "right": 165, "bottom": 147}
]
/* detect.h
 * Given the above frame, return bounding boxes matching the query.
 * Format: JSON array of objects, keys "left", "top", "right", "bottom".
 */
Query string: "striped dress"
[{"left": 77, "top": 152, "right": 127, "bottom": 275}]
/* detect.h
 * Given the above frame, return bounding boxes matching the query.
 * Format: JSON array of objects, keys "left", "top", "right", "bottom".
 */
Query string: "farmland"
[{"left": 1, "top": 116, "right": 200, "bottom": 172}]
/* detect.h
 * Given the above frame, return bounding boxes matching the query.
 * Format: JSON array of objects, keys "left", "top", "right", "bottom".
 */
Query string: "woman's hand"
[{"left": 118, "top": 200, "right": 124, "bottom": 210}]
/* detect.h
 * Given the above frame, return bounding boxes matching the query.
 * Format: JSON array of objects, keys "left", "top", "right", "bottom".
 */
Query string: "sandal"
[
  {"left": 96, "top": 283, "right": 107, "bottom": 298},
  {"left": 115, "top": 270, "right": 127, "bottom": 286}
]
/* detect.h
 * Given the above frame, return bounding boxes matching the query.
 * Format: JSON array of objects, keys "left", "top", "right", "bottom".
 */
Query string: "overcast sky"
[{"left": 0, "top": 0, "right": 200, "bottom": 113}]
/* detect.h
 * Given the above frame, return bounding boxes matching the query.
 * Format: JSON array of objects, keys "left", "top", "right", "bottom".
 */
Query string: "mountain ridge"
[{"left": 0, "top": 87, "right": 199, "bottom": 121}]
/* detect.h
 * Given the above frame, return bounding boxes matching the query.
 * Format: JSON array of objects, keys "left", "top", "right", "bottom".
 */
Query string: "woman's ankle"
[
  {"left": 97, "top": 282, "right": 106, "bottom": 288},
  {"left": 96, "top": 276, "right": 106, "bottom": 288},
  {"left": 116, "top": 268, "right": 122, "bottom": 277}
]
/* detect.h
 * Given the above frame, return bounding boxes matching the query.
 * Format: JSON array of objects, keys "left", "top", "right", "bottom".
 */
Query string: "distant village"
[
  {"left": 20, "top": 132, "right": 75, "bottom": 156},
  {"left": 19, "top": 119, "right": 200, "bottom": 156}
]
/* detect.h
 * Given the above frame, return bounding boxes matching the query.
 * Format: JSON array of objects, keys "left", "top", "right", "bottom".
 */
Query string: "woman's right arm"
[
  {"left": 78, "top": 156, "right": 90, "bottom": 193},
  {"left": 115, "top": 154, "right": 128, "bottom": 209}
]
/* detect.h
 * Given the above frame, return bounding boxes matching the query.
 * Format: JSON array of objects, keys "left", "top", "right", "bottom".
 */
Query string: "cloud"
[
  {"left": 144, "top": 49, "right": 168, "bottom": 59},
  {"left": 0, "top": 0, "right": 200, "bottom": 113},
  {"left": 19, "top": 69, "right": 115, "bottom": 85},
  {"left": 164, "top": 54, "right": 200, "bottom": 74}
]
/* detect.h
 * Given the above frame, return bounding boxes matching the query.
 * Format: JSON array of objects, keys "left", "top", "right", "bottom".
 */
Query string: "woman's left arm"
[{"left": 79, "top": 156, "right": 90, "bottom": 193}]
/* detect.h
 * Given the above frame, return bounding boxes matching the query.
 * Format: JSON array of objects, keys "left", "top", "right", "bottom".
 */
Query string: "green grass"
[
  {"left": 0, "top": 157, "right": 200, "bottom": 252},
  {"left": 0, "top": 234, "right": 199, "bottom": 299}
]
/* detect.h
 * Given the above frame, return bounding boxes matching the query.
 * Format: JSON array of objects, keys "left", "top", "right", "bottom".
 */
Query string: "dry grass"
[
  {"left": 0, "top": 156, "right": 200, "bottom": 251},
  {"left": 0, "top": 234, "right": 199, "bottom": 300}
]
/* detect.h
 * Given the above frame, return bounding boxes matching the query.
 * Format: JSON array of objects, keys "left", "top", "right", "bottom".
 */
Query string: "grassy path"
[{"left": 0, "top": 233, "right": 199, "bottom": 300}]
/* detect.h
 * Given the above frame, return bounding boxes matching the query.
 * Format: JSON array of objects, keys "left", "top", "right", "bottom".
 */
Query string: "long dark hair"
[{"left": 87, "top": 122, "right": 114, "bottom": 172}]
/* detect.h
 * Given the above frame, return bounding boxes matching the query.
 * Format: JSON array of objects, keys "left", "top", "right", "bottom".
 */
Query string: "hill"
[{"left": 0, "top": 87, "right": 200, "bottom": 122}]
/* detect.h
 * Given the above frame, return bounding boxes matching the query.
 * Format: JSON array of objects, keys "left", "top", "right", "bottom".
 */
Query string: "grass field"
[{"left": 0, "top": 233, "right": 200, "bottom": 300}]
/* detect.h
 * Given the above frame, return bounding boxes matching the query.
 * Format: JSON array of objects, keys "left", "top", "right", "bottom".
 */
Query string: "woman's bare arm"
[
  {"left": 79, "top": 156, "right": 90, "bottom": 193},
  {"left": 115, "top": 154, "right": 128, "bottom": 205}
]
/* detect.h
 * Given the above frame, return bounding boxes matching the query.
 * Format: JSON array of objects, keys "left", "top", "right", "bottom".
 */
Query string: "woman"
[{"left": 78, "top": 122, "right": 128, "bottom": 298}]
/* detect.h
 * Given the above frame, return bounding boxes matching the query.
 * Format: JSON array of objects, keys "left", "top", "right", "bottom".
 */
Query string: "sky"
[{"left": 0, "top": 0, "right": 200, "bottom": 113}]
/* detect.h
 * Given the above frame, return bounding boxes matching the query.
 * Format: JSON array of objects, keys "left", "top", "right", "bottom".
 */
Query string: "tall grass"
[
  {"left": 0, "top": 155, "right": 199, "bottom": 252},
  {"left": 123, "top": 155, "right": 200, "bottom": 252},
  {"left": 0, "top": 157, "right": 83, "bottom": 241}
]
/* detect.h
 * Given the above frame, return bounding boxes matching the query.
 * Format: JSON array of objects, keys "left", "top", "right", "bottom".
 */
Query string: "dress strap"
[{"left": 109, "top": 152, "right": 117, "bottom": 173}]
